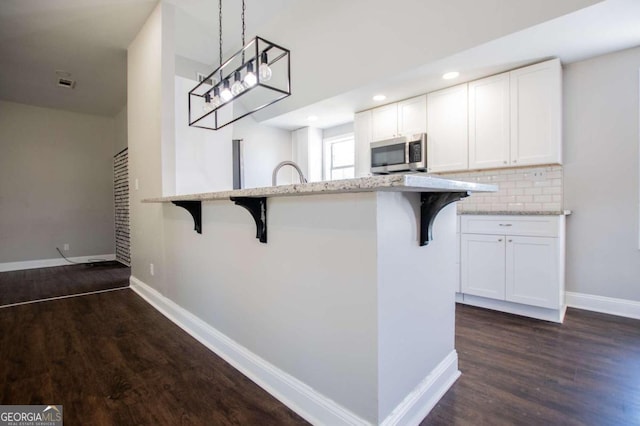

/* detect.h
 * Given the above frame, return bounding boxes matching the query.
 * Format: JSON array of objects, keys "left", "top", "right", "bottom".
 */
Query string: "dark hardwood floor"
[
  {"left": 1, "top": 268, "right": 639, "bottom": 425},
  {"left": 0, "top": 262, "right": 130, "bottom": 306},
  {"left": 0, "top": 289, "right": 308, "bottom": 425},
  {"left": 424, "top": 304, "right": 640, "bottom": 425}
]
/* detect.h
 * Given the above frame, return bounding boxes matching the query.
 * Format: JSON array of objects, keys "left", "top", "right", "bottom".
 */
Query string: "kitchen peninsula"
[{"left": 138, "top": 174, "right": 495, "bottom": 425}]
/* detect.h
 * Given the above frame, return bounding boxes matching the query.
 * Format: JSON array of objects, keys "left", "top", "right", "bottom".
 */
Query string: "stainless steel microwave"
[{"left": 370, "top": 133, "right": 427, "bottom": 174}]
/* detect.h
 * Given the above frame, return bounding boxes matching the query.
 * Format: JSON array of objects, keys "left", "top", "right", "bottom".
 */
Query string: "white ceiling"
[
  {"left": 0, "top": 0, "right": 297, "bottom": 117},
  {"left": 1, "top": 0, "right": 639, "bottom": 126},
  {"left": 262, "top": 0, "right": 640, "bottom": 130},
  {"left": 0, "top": 0, "right": 158, "bottom": 116}
]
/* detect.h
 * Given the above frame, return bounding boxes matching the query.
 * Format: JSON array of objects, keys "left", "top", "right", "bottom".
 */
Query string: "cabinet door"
[
  {"left": 354, "top": 110, "right": 372, "bottom": 178},
  {"left": 371, "top": 104, "right": 398, "bottom": 141},
  {"left": 427, "top": 84, "right": 468, "bottom": 172},
  {"left": 461, "top": 234, "right": 506, "bottom": 299},
  {"left": 468, "top": 73, "right": 510, "bottom": 170},
  {"left": 510, "top": 59, "right": 562, "bottom": 166},
  {"left": 397, "top": 95, "right": 427, "bottom": 136},
  {"left": 505, "top": 236, "right": 559, "bottom": 309}
]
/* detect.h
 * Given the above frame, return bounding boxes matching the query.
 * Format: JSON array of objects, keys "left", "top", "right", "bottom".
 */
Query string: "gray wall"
[
  {"left": 564, "top": 45, "right": 640, "bottom": 302},
  {"left": 0, "top": 100, "right": 116, "bottom": 263},
  {"left": 114, "top": 105, "right": 128, "bottom": 155}
]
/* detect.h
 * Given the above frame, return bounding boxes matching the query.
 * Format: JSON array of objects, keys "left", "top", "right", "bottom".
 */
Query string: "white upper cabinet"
[
  {"left": 468, "top": 59, "right": 562, "bottom": 171},
  {"left": 362, "top": 58, "right": 561, "bottom": 173},
  {"left": 426, "top": 84, "right": 468, "bottom": 173},
  {"left": 354, "top": 110, "right": 372, "bottom": 178},
  {"left": 397, "top": 95, "right": 427, "bottom": 136},
  {"left": 468, "top": 72, "right": 511, "bottom": 170},
  {"left": 371, "top": 104, "right": 399, "bottom": 141},
  {"left": 510, "top": 58, "right": 562, "bottom": 166},
  {"left": 371, "top": 95, "right": 426, "bottom": 141}
]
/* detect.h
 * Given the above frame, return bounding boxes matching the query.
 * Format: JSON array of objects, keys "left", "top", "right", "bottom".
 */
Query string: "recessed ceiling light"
[
  {"left": 307, "top": 115, "right": 318, "bottom": 121},
  {"left": 442, "top": 71, "right": 460, "bottom": 80},
  {"left": 373, "top": 94, "right": 386, "bottom": 101}
]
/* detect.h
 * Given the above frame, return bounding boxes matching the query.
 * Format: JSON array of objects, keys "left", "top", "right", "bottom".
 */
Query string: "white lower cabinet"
[
  {"left": 506, "top": 236, "right": 559, "bottom": 309},
  {"left": 461, "top": 234, "right": 505, "bottom": 299},
  {"left": 459, "top": 215, "right": 566, "bottom": 322}
]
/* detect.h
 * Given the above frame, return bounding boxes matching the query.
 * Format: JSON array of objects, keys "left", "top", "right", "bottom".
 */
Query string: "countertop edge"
[
  {"left": 143, "top": 175, "right": 498, "bottom": 203},
  {"left": 458, "top": 210, "right": 572, "bottom": 216}
]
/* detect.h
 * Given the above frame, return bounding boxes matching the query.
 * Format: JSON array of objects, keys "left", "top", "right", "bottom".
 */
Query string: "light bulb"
[
  {"left": 220, "top": 79, "right": 233, "bottom": 102},
  {"left": 243, "top": 61, "right": 257, "bottom": 88},
  {"left": 212, "top": 87, "right": 222, "bottom": 107},
  {"left": 203, "top": 93, "right": 214, "bottom": 112},
  {"left": 259, "top": 52, "right": 272, "bottom": 82},
  {"left": 231, "top": 71, "right": 245, "bottom": 96}
]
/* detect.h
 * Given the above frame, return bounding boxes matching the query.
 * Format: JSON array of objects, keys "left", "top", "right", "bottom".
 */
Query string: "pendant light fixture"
[{"left": 188, "top": 0, "right": 291, "bottom": 130}]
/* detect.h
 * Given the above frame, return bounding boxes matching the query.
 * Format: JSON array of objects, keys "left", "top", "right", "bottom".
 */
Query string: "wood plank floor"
[
  {"left": 0, "top": 262, "right": 130, "bottom": 306},
  {"left": 1, "top": 265, "right": 638, "bottom": 425},
  {"left": 0, "top": 289, "right": 308, "bottom": 425},
  {"left": 424, "top": 304, "right": 640, "bottom": 425}
]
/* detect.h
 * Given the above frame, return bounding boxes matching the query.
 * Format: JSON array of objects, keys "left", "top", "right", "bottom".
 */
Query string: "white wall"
[
  {"left": 233, "top": 114, "right": 293, "bottom": 188},
  {"left": 0, "top": 100, "right": 116, "bottom": 264},
  {"left": 162, "top": 192, "right": 379, "bottom": 422},
  {"left": 292, "top": 127, "right": 322, "bottom": 183},
  {"left": 174, "top": 75, "right": 234, "bottom": 194},
  {"left": 114, "top": 105, "right": 128, "bottom": 155},
  {"left": 376, "top": 195, "right": 457, "bottom": 419},
  {"left": 128, "top": 2, "right": 174, "bottom": 293},
  {"left": 564, "top": 45, "right": 640, "bottom": 302}
]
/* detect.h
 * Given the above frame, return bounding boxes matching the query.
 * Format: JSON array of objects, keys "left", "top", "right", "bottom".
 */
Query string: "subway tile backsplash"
[{"left": 438, "top": 165, "right": 563, "bottom": 213}]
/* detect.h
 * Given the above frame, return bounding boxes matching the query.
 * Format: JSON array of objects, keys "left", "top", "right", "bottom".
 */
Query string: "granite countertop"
[
  {"left": 458, "top": 210, "right": 572, "bottom": 216},
  {"left": 143, "top": 174, "right": 497, "bottom": 203}
]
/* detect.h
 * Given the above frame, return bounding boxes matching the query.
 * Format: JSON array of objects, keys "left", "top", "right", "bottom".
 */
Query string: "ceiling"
[
  {"left": 0, "top": 0, "right": 297, "bottom": 117},
  {"left": 262, "top": 0, "right": 640, "bottom": 130},
  {"left": 1, "top": 0, "right": 639, "bottom": 127}
]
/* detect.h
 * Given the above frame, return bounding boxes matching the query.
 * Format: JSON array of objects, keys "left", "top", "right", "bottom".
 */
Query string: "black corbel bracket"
[
  {"left": 172, "top": 201, "right": 202, "bottom": 234},
  {"left": 230, "top": 197, "right": 267, "bottom": 243},
  {"left": 420, "top": 192, "right": 470, "bottom": 246}
]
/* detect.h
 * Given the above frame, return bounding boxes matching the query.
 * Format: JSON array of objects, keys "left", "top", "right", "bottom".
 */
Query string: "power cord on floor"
[{"left": 56, "top": 247, "right": 107, "bottom": 265}]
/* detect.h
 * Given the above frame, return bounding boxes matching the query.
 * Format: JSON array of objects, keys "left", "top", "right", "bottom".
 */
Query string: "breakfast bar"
[{"left": 139, "top": 174, "right": 495, "bottom": 424}]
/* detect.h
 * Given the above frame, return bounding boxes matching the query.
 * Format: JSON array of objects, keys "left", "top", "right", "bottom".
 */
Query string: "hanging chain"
[
  {"left": 218, "top": 0, "right": 223, "bottom": 81},
  {"left": 241, "top": 0, "right": 246, "bottom": 63}
]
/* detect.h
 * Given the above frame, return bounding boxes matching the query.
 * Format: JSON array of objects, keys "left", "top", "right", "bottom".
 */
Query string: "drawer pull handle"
[{"left": 499, "top": 224, "right": 513, "bottom": 227}]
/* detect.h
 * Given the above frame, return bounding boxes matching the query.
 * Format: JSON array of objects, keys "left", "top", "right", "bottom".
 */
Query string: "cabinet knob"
[
  {"left": 508, "top": 239, "right": 513, "bottom": 242},
  {"left": 503, "top": 161, "right": 507, "bottom": 164},
  {"left": 498, "top": 238, "right": 503, "bottom": 242},
  {"left": 513, "top": 160, "right": 517, "bottom": 163}
]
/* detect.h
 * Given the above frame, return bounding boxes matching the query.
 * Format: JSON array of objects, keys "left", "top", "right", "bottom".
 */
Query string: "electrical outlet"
[
  {"left": 150, "top": 263, "right": 154, "bottom": 276},
  {"left": 63, "top": 243, "right": 69, "bottom": 251},
  {"left": 531, "top": 169, "right": 546, "bottom": 181}
]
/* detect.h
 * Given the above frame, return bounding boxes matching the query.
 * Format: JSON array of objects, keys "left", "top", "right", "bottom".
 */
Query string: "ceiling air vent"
[{"left": 57, "top": 78, "right": 76, "bottom": 89}]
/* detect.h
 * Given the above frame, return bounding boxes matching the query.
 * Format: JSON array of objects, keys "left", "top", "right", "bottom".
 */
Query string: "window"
[{"left": 323, "top": 133, "right": 355, "bottom": 181}]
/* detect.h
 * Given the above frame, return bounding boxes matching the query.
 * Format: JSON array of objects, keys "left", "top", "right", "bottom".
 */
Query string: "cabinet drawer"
[{"left": 461, "top": 215, "right": 559, "bottom": 237}]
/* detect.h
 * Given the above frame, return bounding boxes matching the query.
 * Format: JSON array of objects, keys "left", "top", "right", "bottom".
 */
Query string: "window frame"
[{"left": 323, "top": 132, "right": 355, "bottom": 181}]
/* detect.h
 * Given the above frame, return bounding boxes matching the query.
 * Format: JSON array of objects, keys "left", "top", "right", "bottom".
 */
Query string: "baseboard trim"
[
  {"left": 565, "top": 291, "right": 640, "bottom": 320},
  {"left": 129, "top": 276, "right": 368, "bottom": 426},
  {"left": 381, "top": 351, "right": 460, "bottom": 426},
  {"left": 458, "top": 294, "right": 566, "bottom": 323},
  {"left": 0, "top": 254, "right": 116, "bottom": 272}
]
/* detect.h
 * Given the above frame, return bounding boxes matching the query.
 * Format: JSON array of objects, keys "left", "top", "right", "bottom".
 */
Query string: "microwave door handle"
[{"left": 405, "top": 142, "right": 410, "bottom": 164}]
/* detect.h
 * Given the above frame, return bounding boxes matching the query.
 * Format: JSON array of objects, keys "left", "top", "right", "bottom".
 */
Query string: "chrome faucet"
[{"left": 272, "top": 161, "right": 308, "bottom": 186}]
